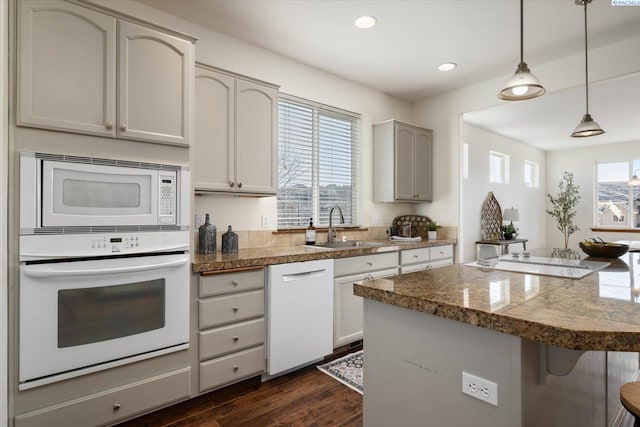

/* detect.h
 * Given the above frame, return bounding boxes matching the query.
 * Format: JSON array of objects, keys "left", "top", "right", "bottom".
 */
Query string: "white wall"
[
  {"left": 411, "top": 35, "right": 640, "bottom": 259},
  {"left": 87, "top": 0, "right": 417, "bottom": 233},
  {"left": 546, "top": 140, "right": 640, "bottom": 249},
  {"left": 461, "top": 123, "right": 546, "bottom": 262}
]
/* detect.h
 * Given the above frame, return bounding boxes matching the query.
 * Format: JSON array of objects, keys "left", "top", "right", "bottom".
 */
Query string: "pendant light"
[
  {"left": 571, "top": 0, "right": 605, "bottom": 138},
  {"left": 498, "top": 0, "right": 545, "bottom": 101},
  {"left": 630, "top": 170, "right": 640, "bottom": 186}
]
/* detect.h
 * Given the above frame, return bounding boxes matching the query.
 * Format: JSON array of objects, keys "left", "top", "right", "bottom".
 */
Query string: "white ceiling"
[{"left": 140, "top": 0, "right": 640, "bottom": 151}]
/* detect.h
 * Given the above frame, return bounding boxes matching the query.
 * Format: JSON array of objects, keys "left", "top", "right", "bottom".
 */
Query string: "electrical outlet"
[
  {"left": 261, "top": 215, "right": 269, "bottom": 228},
  {"left": 372, "top": 215, "right": 380, "bottom": 225},
  {"left": 462, "top": 371, "right": 498, "bottom": 406},
  {"left": 195, "top": 214, "right": 205, "bottom": 228}
]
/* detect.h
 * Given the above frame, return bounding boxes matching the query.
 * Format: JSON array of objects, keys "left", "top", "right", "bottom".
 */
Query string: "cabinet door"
[
  {"left": 334, "top": 267, "right": 398, "bottom": 348},
  {"left": 17, "top": 0, "right": 116, "bottom": 136},
  {"left": 414, "top": 129, "right": 433, "bottom": 201},
  {"left": 235, "top": 79, "right": 278, "bottom": 194},
  {"left": 118, "top": 21, "right": 193, "bottom": 146},
  {"left": 194, "top": 67, "right": 235, "bottom": 191},
  {"left": 394, "top": 123, "right": 415, "bottom": 201}
]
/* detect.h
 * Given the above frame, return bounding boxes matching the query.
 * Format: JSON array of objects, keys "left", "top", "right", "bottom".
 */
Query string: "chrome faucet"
[{"left": 327, "top": 206, "right": 345, "bottom": 243}]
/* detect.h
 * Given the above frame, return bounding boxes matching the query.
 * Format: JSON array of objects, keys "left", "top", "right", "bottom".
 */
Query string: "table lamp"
[{"left": 503, "top": 208, "right": 520, "bottom": 229}]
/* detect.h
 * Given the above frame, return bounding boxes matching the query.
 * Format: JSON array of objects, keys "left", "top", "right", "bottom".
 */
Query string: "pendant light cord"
[
  {"left": 520, "top": 0, "right": 524, "bottom": 64},
  {"left": 583, "top": 0, "right": 590, "bottom": 115}
]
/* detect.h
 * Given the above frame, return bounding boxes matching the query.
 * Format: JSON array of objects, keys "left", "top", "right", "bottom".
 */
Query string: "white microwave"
[{"left": 20, "top": 152, "right": 190, "bottom": 232}]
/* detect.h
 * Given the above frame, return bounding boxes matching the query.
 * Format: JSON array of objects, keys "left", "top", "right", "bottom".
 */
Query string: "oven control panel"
[
  {"left": 91, "top": 236, "right": 140, "bottom": 252},
  {"left": 20, "top": 231, "right": 189, "bottom": 261}
]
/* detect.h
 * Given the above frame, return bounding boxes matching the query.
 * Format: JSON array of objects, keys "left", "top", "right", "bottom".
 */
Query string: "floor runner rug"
[{"left": 317, "top": 350, "right": 363, "bottom": 394}]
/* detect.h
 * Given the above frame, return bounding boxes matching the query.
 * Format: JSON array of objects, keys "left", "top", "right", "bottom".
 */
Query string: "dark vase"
[
  {"left": 222, "top": 225, "right": 238, "bottom": 253},
  {"left": 504, "top": 233, "right": 513, "bottom": 240},
  {"left": 198, "top": 213, "right": 216, "bottom": 254}
]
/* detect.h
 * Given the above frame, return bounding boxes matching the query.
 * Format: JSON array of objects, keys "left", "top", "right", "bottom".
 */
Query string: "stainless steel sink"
[{"left": 313, "top": 240, "right": 384, "bottom": 249}]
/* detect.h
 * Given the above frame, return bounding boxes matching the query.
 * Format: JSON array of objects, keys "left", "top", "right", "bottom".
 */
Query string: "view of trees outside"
[
  {"left": 277, "top": 100, "right": 357, "bottom": 228},
  {"left": 597, "top": 160, "right": 640, "bottom": 227}
]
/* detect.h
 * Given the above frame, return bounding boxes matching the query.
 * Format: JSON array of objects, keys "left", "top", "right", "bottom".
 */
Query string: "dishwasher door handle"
[{"left": 281, "top": 269, "right": 327, "bottom": 282}]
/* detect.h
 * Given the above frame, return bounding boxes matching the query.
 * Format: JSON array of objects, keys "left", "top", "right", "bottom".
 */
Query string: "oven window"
[
  {"left": 58, "top": 279, "right": 165, "bottom": 348},
  {"left": 62, "top": 177, "right": 143, "bottom": 209}
]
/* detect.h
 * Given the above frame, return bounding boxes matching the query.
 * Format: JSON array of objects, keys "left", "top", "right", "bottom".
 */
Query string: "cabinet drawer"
[
  {"left": 199, "top": 290, "right": 264, "bottom": 329},
  {"left": 200, "top": 269, "right": 264, "bottom": 297},
  {"left": 428, "top": 259, "right": 453, "bottom": 269},
  {"left": 399, "top": 263, "right": 428, "bottom": 274},
  {"left": 200, "top": 346, "right": 265, "bottom": 392},
  {"left": 334, "top": 252, "right": 398, "bottom": 276},
  {"left": 200, "top": 318, "right": 265, "bottom": 360},
  {"left": 429, "top": 245, "right": 453, "bottom": 261},
  {"left": 15, "top": 368, "right": 190, "bottom": 427},
  {"left": 399, "top": 248, "right": 430, "bottom": 266}
]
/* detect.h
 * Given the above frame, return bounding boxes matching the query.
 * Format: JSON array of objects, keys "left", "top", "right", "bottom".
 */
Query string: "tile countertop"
[
  {"left": 191, "top": 238, "right": 457, "bottom": 273},
  {"left": 354, "top": 250, "right": 640, "bottom": 352}
]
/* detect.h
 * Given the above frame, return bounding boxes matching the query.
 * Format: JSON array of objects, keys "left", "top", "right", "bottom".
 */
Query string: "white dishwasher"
[{"left": 267, "top": 259, "right": 334, "bottom": 375}]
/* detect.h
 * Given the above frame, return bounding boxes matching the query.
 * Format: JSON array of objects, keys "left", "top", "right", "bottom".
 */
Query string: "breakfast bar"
[{"left": 354, "top": 250, "right": 640, "bottom": 427}]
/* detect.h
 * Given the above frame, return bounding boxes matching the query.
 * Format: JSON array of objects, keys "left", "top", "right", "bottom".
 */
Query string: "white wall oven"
[{"left": 18, "top": 152, "right": 191, "bottom": 390}]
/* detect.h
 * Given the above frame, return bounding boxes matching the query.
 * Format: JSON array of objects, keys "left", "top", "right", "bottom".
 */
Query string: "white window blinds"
[{"left": 277, "top": 94, "right": 361, "bottom": 228}]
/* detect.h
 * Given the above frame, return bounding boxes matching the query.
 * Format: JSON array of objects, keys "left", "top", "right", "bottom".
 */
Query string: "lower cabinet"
[
  {"left": 399, "top": 245, "right": 453, "bottom": 274},
  {"left": 14, "top": 368, "right": 191, "bottom": 427},
  {"left": 198, "top": 268, "right": 266, "bottom": 392},
  {"left": 333, "top": 252, "right": 399, "bottom": 348}
]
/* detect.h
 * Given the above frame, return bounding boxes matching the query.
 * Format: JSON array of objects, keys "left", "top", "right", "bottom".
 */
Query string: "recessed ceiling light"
[
  {"left": 354, "top": 15, "right": 376, "bottom": 29},
  {"left": 438, "top": 62, "right": 457, "bottom": 72}
]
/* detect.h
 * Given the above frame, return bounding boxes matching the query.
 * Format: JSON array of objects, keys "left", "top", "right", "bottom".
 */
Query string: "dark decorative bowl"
[{"left": 579, "top": 241, "right": 629, "bottom": 258}]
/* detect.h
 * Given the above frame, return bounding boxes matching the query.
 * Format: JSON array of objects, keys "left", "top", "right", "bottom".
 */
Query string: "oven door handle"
[{"left": 22, "top": 256, "right": 189, "bottom": 278}]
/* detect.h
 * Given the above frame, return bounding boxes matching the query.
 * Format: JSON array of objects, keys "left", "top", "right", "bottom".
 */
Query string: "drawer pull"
[
  {"left": 113, "top": 403, "right": 121, "bottom": 411},
  {"left": 232, "top": 280, "right": 239, "bottom": 286},
  {"left": 233, "top": 336, "right": 239, "bottom": 342},
  {"left": 232, "top": 306, "right": 239, "bottom": 312},
  {"left": 233, "top": 365, "right": 239, "bottom": 372},
  {"left": 413, "top": 254, "right": 419, "bottom": 259},
  {"left": 366, "top": 261, "right": 373, "bottom": 266}
]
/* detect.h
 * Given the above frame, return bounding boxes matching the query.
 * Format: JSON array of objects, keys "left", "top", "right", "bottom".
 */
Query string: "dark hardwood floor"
[{"left": 116, "top": 349, "right": 363, "bottom": 427}]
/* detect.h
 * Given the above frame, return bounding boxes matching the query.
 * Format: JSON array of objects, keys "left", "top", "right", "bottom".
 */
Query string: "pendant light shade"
[
  {"left": 629, "top": 170, "right": 640, "bottom": 186},
  {"left": 498, "top": 0, "right": 545, "bottom": 101},
  {"left": 571, "top": 0, "right": 604, "bottom": 138}
]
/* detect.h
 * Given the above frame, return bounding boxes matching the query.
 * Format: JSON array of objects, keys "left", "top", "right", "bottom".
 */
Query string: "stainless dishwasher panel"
[{"left": 267, "top": 259, "right": 334, "bottom": 375}]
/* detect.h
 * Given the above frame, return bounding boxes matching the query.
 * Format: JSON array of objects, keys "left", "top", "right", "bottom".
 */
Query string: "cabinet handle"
[
  {"left": 229, "top": 181, "right": 235, "bottom": 188},
  {"left": 232, "top": 306, "right": 239, "bottom": 312},
  {"left": 237, "top": 182, "right": 243, "bottom": 189},
  {"left": 366, "top": 261, "right": 373, "bottom": 266},
  {"left": 233, "top": 336, "right": 239, "bottom": 342},
  {"left": 232, "top": 280, "right": 239, "bottom": 286},
  {"left": 413, "top": 254, "right": 419, "bottom": 259},
  {"left": 233, "top": 365, "right": 239, "bottom": 372},
  {"left": 113, "top": 403, "right": 121, "bottom": 411},
  {"left": 120, "top": 124, "right": 126, "bottom": 132},
  {"left": 105, "top": 122, "right": 113, "bottom": 130}
]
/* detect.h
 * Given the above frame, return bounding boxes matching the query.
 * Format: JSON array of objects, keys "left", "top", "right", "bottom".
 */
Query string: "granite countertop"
[
  {"left": 192, "top": 238, "right": 457, "bottom": 273},
  {"left": 354, "top": 250, "right": 640, "bottom": 352}
]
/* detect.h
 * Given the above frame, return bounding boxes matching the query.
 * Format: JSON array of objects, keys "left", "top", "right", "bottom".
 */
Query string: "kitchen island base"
[{"left": 363, "top": 299, "right": 636, "bottom": 427}]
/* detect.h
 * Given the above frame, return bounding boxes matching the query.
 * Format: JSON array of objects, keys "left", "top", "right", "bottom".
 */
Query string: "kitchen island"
[{"left": 354, "top": 251, "right": 640, "bottom": 427}]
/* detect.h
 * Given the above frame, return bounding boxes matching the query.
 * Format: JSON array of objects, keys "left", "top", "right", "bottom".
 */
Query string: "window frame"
[
  {"left": 594, "top": 159, "right": 640, "bottom": 229},
  {"left": 524, "top": 160, "right": 539, "bottom": 189},
  {"left": 276, "top": 94, "right": 362, "bottom": 229},
  {"left": 489, "top": 150, "right": 510, "bottom": 184}
]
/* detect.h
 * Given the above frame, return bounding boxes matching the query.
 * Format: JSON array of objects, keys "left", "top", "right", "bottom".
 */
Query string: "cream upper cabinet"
[
  {"left": 17, "top": 0, "right": 117, "bottom": 137},
  {"left": 18, "top": 0, "right": 194, "bottom": 146},
  {"left": 117, "top": 21, "right": 192, "bottom": 146},
  {"left": 373, "top": 120, "right": 433, "bottom": 202},
  {"left": 194, "top": 64, "right": 278, "bottom": 195}
]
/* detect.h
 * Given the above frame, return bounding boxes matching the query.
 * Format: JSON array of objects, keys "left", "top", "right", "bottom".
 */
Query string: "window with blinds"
[{"left": 277, "top": 95, "right": 361, "bottom": 228}]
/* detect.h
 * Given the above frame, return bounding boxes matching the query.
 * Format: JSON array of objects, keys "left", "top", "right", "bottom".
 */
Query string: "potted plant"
[
  {"left": 546, "top": 171, "right": 581, "bottom": 249},
  {"left": 425, "top": 221, "right": 442, "bottom": 240},
  {"left": 502, "top": 223, "right": 516, "bottom": 240}
]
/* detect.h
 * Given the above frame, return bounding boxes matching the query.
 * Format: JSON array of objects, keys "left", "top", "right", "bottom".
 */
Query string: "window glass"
[
  {"left": 489, "top": 151, "right": 509, "bottom": 184},
  {"left": 277, "top": 96, "right": 361, "bottom": 228},
  {"left": 524, "top": 160, "right": 539, "bottom": 188},
  {"left": 596, "top": 160, "right": 640, "bottom": 228}
]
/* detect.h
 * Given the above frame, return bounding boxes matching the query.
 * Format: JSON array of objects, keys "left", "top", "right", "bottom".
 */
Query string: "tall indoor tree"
[{"left": 547, "top": 172, "right": 581, "bottom": 249}]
